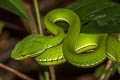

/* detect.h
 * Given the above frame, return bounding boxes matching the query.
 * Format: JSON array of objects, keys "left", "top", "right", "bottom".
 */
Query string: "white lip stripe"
[{"left": 37, "top": 56, "right": 64, "bottom": 62}]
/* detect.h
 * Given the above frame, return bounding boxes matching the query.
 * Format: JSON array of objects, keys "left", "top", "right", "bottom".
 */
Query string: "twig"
[
  {"left": 49, "top": 66, "right": 56, "bottom": 80},
  {"left": 0, "top": 63, "right": 34, "bottom": 80},
  {"left": 100, "top": 60, "right": 113, "bottom": 80}
]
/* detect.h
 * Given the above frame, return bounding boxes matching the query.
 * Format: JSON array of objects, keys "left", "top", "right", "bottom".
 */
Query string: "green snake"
[{"left": 11, "top": 9, "right": 120, "bottom": 67}]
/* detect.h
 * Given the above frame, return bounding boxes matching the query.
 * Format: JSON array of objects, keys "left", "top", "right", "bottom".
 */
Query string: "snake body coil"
[{"left": 11, "top": 9, "right": 120, "bottom": 67}]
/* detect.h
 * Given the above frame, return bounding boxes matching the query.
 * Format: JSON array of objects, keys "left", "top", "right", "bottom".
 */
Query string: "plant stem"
[
  {"left": 44, "top": 69, "right": 50, "bottom": 80},
  {"left": 33, "top": 0, "right": 43, "bottom": 35},
  {"left": 33, "top": 1, "right": 52, "bottom": 80},
  {"left": 0, "top": 63, "right": 34, "bottom": 80},
  {"left": 33, "top": 1, "right": 56, "bottom": 80}
]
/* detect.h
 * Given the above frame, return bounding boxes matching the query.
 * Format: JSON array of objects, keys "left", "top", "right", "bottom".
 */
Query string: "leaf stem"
[{"left": 33, "top": 0, "right": 43, "bottom": 35}]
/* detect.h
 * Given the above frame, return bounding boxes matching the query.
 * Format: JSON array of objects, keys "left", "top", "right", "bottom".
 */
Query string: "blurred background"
[{"left": 0, "top": 0, "right": 120, "bottom": 80}]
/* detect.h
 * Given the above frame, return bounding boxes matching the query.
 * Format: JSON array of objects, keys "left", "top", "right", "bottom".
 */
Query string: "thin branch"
[
  {"left": 0, "top": 63, "right": 34, "bottom": 80},
  {"left": 49, "top": 66, "right": 56, "bottom": 80}
]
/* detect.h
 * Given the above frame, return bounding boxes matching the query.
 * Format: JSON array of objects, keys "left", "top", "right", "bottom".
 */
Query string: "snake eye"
[{"left": 21, "top": 54, "right": 25, "bottom": 56}]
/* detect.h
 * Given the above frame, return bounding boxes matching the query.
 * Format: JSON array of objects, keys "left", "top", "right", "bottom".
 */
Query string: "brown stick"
[
  {"left": 49, "top": 66, "right": 56, "bottom": 80},
  {"left": 0, "top": 63, "right": 34, "bottom": 80}
]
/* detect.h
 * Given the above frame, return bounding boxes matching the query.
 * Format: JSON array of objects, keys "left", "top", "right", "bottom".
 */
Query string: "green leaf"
[
  {"left": 66, "top": 0, "right": 120, "bottom": 33},
  {"left": 0, "top": 0, "right": 29, "bottom": 20}
]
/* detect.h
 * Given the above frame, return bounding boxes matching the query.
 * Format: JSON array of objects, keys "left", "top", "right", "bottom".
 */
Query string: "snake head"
[
  {"left": 11, "top": 34, "right": 48, "bottom": 60},
  {"left": 11, "top": 41, "right": 28, "bottom": 60}
]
